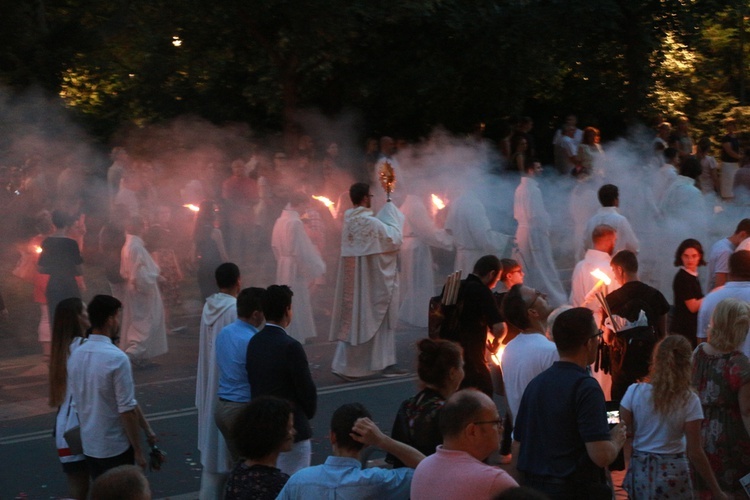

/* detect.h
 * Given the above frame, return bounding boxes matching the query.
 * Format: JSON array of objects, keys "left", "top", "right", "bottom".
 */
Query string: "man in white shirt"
[
  {"left": 570, "top": 225, "right": 620, "bottom": 320},
  {"left": 707, "top": 219, "right": 750, "bottom": 290},
  {"left": 67, "top": 295, "right": 156, "bottom": 479},
  {"left": 500, "top": 285, "right": 558, "bottom": 427},
  {"left": 697, "top": 251, "right": 750, "bottom": 356},
  {"left": 583, "top": 184, "right": 639, "bottom": 258}
]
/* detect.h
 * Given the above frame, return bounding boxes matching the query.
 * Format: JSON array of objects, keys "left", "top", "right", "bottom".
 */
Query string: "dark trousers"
[{"left": 85, "top": 446, "right": 134, "bottom": 480}]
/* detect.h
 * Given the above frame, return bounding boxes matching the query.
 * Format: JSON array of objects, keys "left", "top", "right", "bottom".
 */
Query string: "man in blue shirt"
[
  {"left": 214, "top": 287, "right": 265, "bottom": 462},
  {"left": 277, "top": 403, "right": 424, "bottom": 499},
  {"left": 512, "top": 307, "right": 627, "bottom": 499}
]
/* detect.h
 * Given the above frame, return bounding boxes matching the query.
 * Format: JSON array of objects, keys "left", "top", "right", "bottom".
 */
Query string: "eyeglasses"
[
  {"left": 590, "top": 329, "right": 604, "bottom": 341},
  {"left": 528, "top": 289, "right": 547, "bottom": 309},
  {"left": 473, "top": 419, "right": 504, "bottom": 429}
]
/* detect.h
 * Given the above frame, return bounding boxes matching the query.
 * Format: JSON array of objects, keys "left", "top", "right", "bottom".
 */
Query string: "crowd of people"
[{"left": 1, "top": 113, "right": 748, "bottom": 499}]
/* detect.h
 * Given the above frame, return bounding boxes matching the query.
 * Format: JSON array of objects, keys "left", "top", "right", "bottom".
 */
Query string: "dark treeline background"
[{"left": 1, "top": 0, "right": 749, "bottom": 151}]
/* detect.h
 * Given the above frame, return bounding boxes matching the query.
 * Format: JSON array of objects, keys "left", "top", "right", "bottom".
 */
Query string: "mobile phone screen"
[{"left": 607, "top": 410, "right": 620, "bottom": 425}]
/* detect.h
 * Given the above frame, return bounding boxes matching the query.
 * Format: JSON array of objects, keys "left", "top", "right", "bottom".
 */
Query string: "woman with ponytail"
[
  {"left": 621, "top": 334, "right": 726, "bottom": 499},
  {"left": 386, "top": 338, "right": 464, "bottom": 467}
]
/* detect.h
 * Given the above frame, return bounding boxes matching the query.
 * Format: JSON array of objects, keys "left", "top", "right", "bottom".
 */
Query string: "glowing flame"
[
  {"left": 183, "top": 204, "right": 200, "bottom": 212},
  {"left": 491, "top": 345, "right": 505, "bottom": 367},
  {"left": 431, "top": 194, "right": 446, "bottom": 210},
  {"left": 311, "top": 195, "right": 334, "bottom": 208},
  {"left": 590, "top": 268, "right": 611, "bottom": 286},
  {"left": 34, "top": 245, "right": 43, "bottom": 254},
  {"left": 172, "top": 36, "right": 183, "bottom": 47}
]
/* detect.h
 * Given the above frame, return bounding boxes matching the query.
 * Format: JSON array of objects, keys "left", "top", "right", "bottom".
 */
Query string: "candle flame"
[
  {"left": 491, "top": 345, "right": 505, "bottom": 367},
  {"left": 311, "top": 195, "right": 334, "bottom": 208},
  {"left": 183, "top": 204, "right": 200, "bottom": 212},
  {"left": 431, "top": 194, "right": 446, "bottom": 210},
  {"left": 590, "top": 268, "right": 611, "bottom": 286},
  {"left": 34, "top": 245, "right": 43, "bottom": 254}
]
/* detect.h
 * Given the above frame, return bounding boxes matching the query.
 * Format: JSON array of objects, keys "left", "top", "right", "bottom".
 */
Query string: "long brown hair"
[
  {"left": 48, "top": 298, "right": 86, "bottom": 407},
  {"left": 650, "top": 335, "right": 693, "bottom": 415}
]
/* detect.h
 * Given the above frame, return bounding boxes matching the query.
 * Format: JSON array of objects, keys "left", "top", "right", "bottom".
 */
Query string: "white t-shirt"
[
  {"left": 501, "top": 332, "right": 559, "bottom": 426},
  {"left": 707, "top": 237, "right": 735, "bottom": 289},
  {"left": 620, "top": 382, "right": 703, "bottom": 454},
  {"left": 737, "top": 237, "right": 750, "bottom": 252}
]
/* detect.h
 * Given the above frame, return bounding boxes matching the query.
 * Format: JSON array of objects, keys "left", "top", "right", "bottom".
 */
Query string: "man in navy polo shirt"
[{"left": 512, "top": 308, "right": 626, "bottom": 499}]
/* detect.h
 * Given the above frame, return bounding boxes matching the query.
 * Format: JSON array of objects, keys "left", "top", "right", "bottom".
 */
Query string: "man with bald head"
[
  {"left": 410, "top": 389, "right": 518, "bottom": 499},
  {"left": 90, "top": 465, "right": 151, "bottom": 500},
  {"left": 697, "top": 250, "right": 750, "bottom": 357}
]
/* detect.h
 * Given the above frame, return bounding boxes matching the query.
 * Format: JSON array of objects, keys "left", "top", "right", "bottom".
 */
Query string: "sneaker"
[{"left": 381, "top": 366, "right": 410, "bottom": 378}]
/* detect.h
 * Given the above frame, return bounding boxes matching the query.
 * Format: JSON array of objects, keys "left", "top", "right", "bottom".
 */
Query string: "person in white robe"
[
  {"left": 329, "top": 182, "right": 404, "bottom": 379},
  {"left": 657, "top": 158, "right": 708, "bottom": 303},
  {"left": 513, "top": 161, "right": 567, "bottom": 307},
  {"left": 119, "top": 216, "right": 168, "bottom": 364},
  {"left": 570, "top": 177, "right": 602, "bottom": 260},
  {"left": 569, "top": 224, "right": 620, "bottom": 399},
  {"left": 398, "top": 193, "right": 453, "bottom": 327},
  {"left": 272, "top": 197, "right": 326, "bottom": 343},
  {"left": 444, "top": 191, "right": 510, "bottom": 274},
  {"left": 195, "top": 263, "right": 240, "bottom": 499},
  {"left": 582, "top": 184, "right": 640, "bottom": 258},
  {"left": 652, "top": 148, "right": 679, "bottom": 206}
]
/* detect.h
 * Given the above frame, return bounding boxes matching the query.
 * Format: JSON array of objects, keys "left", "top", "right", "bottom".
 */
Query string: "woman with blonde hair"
[
  {"left": 49, "top": 297, "right": 91, "bottom": 499},
  {"left": 692, "top": 298, "right": 750, "bottom": 498},
  {"left": 621, "top": 334, "right": 726, "bottom": 499}
]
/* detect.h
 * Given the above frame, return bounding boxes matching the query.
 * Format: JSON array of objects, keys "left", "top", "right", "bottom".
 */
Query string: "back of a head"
[
  {"left": 649, "top": 334, "right": 692, "bottom": 415},
  {"left": 735, "top": 218, "right": 750, "bottom": 235},
  {"left": 416, "top": 338, "right": 463, "bottom": 389},
  {"left": 233, "top": 396, "right": 293, "bottom": 460},
  {"left": 90, "top": 465, "right": 151, "bottom": 500},
  {"left": 591, "top": 224, "right": 615, "bottom": 245},
  {"left": 331, "top": 403, "right": 371, "bottom": 452},
  {"left": 552, "top": 308, "right": 594, "bottom": 355},
  {"left": 215, "top": 262, "right": 240, "bottom": 289},
  {"left": 610, "top": 250, "right": 638, "bottom": 274},
  {"left": 88, "top": 295, "right": 122, "bottom": 330},
  {"left": 663, "top": 147, "right": 678, "bottom": 163},
  {"left": 237, "top": 287, "right": 265, "bottom": 318},
  {"left": 597, "top": 184, "right": 618, "bottom": 207},
  {"left": 261, "top": 285, "right": 293, "bottom": 323},
  {"left": 729, "top": 250, "right": 750, "bottom": 281},
  {"left": 473, "top": 254, "right": 501, "bottom": 277},
  {"left": 51, "top": 209, "right": 71, "bottom": 230},
  {"left": 709, "top": 298, "right": 750, "bottom": 352},
  {"left": 439, "top": 389, "right": 486, "bottom": 439},
  {"left": 349, "top": 182, "right": 370, "bottom": 205},
  {"left": 680, "top": 157, "right": 701, "bottom": 179},
  {"left": 502, "top": 284, "right": 531, "bottom": 330}
]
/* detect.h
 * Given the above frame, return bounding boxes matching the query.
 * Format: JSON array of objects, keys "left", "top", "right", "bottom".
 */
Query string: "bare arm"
[
  {"left": 351, "top": 417, "right": 425, "bottom": 468},
  {"left": 509, "top": 440, "right": 522, "bottom": 483},
  {"left": 620, "top": 407, "right": 633, "bottom": 468},
  {"left": 120, "top": 409, "right": 147, "bottom": 469},
  {"left": 685, "top": 419, "right": 727, "bottom": 499},
  {"left": 490, "top": 322, "right": 506, "bottom": 348},
  {"left": 135, "top": 405, "right": 157, "bottom": 446},
  {"left": 684, "top": 297, "right": 703, "bottom": 314},
  {"left": 656, "top": 314, "right": 668, "bottom": 339},
  {"left": 585, "top": 422, "right": 626, "bottom": 468}
]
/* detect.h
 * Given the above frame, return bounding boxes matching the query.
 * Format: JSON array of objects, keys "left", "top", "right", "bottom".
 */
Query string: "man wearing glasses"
[
  {"left": 512, "top": 308, "right": 626, "bottom": 499},
  {"left": 410, "top": 389, "right": 518, "bottom": 499}
]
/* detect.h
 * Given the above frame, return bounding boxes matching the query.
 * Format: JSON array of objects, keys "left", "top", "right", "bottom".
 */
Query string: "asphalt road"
[{"left": 0, "top": 315, "right": 431, "bottom": 499}]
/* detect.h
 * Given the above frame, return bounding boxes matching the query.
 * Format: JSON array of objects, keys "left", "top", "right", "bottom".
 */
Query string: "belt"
[{"left": 218, "top": 397, "right": 246, "bottom": 403}]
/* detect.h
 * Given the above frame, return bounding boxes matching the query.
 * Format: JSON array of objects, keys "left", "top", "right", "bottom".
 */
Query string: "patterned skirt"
[{"left": 623, "top": 451, "right": 693, "bottom": 499}]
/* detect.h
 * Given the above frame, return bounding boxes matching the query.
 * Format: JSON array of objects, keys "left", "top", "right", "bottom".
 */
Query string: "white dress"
[
  {"left": 195, "top": 292, "right": 237, "bottom": 474},
  {"left": 119, "top": 234, "right": 168, "bottom": 361},
  {"left": 329, "top": 202, "right": 404, "bottom": 377},
  {"left": 513, "top": 177, "right": 567, "bottom": 307},
  {"left": 398, "top": 195, "right": 453, "bottom": 327},
  {"left": 271, "top": 207, "right": 326, "bottom": 342}
]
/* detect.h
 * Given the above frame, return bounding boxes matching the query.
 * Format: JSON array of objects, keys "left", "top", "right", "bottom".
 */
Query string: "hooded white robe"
[
  {"left": 119, "top": 234, "right": 168, "bottom": 361},
  {"left": 272, "top": 207, "right": 326, "bottom": 342},
  {"left": 514, "top": 177, "right": 567, "bottom": 307},
  {"left": 195, "top": 292, "right": 237, "bottom": 474},
  {"left": 329, "top": 202, "right": 404, "bottom": 377},
  {"left": 398, "top": 195, "right": 453, "bottom": 327}
]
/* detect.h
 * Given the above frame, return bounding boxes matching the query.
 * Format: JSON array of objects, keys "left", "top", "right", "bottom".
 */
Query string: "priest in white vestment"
[
  {"left": 272, "top": 197, "right": 326, "bottom": 342},
  {"left": 329, "top": 182, "right": 404, "bottom": 378},
  {"left": 195, "top": 263, "right": 240, "bottom": 499},
  {"left": 513, "top": 162, "right": 567, "bottom": 307},
  {"left": 582, "top": 184, "right": 640, "bottom": 258},
  {"left": 398, "top": 193, "right": 453, "bottom": 327},
  {"left": 119, "top": 216, "right": 168, "bottom": 363},
  {"left": 444, "top": 192, "right": 510, "bottom": 274},
  {"left": 570, "top": 176, "right": 601, "bottom": 260}
]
